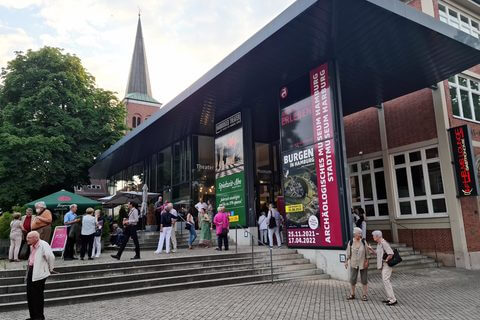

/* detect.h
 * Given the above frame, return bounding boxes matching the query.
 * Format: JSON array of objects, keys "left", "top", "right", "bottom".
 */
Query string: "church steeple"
[{"left": 125, "top": 14, "right": 155, "bottom": 101}]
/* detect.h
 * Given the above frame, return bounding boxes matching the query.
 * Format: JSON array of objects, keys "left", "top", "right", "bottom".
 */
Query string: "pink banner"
[
  {"left": 50, "top": 226, "right": 68, "bottom": 252},
  {"left": 310, "top": 64, "right": 343, "bottom": 247}
]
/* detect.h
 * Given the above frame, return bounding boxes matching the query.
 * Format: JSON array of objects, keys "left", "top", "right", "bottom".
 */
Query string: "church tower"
[{"left": 124, "top": 14, "right": 161, "bottom": 130}]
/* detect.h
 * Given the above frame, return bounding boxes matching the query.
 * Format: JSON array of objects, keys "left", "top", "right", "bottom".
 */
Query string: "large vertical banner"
[
  {"left": 280, "top": 63, "right": 344, "bottom": 248},
  {"left": 215, "top": 113, "right": 247, "bottom": 226}
]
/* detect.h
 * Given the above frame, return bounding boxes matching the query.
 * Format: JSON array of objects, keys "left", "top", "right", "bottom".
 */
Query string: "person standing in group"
[
  {"left": 186, "top": 210, "right": 197, "bottom": 249},
  {"left": 258, "top": 209, "right": 268, "bottom": 245},
  {"left": 213, "top": 205, "right": 229, "bottom": 251},
  {"left": 355, "top": 208, "right": 367, "bottom": 239},
  {"left": 9, "top": 212, "right": 23, "bottom": 262},
  {"left": 63, "top": 204, "right": 80, "bottom": 260},
  {"left": 111, "top": 201, "right": 141, "bottom": 260},
  {"left": 199, "top": 208, "right": 212, "bottom": 248},
  {"left": 154, "top": 196, "right": 163, "bottom": 231},
  {"left": 25, "top": 231, "right": 55, "bottom": 320},
  {"left": 80, "top": 208, "right": 97, "bottom": 260},
  {"left": 206, "top": 199, "right": 214, "bottom": 221},
  {"left": 93, "top": 209, "right": 104, "bottom": 258},
  {"left": 20, "top": 208, "right": 34, "bottom": 260},
  {"left": 31, "top": 202, "right": 53, "bottom": 242},
  {"left": 166, "top": 203, "right": 178, "bottom": 253},
  {"left": 155, "top": 207, "right": 174, "bottom": 254},
  {"left": 369, "top": 230, "right": 397, "bottom": 306},
  {"left": 345, "top": 227, "right": 370, "bottom": 301},
  {"left": 267, "top": 204, "right": 282, "bottom": 248}
]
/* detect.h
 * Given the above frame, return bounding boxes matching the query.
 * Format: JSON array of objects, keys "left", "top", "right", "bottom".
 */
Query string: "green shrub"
[
  {"left": 102, "top": 219, "right": 110, "bottom": 240},
  {"left": 0, "top": 212, "right": 13, "bottom": 239}
]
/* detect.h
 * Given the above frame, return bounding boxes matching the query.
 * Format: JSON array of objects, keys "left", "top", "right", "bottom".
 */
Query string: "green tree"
[{"left": 0, "top": 47, "right": 126, "bottom": 210}]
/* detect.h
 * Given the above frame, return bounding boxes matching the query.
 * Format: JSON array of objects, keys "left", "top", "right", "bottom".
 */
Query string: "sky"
[{"left": 0, "top": 0, "right": 296, "bottom": 104}]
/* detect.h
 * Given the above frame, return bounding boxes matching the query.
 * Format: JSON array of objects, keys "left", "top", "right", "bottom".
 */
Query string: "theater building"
[{"left": 90, "top": 0, "right": 480, "bottom": 277}]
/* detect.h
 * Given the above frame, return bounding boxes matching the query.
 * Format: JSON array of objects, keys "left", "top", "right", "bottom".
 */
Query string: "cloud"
[
  {"left": 0, "top": 0, "right": 296, "bottom": 103},
  {"left": 0, "top": 25, "right": 38, "bottom": 67},
  {"left": 0, "top": 0, "right": 42, "bottom": 9}
]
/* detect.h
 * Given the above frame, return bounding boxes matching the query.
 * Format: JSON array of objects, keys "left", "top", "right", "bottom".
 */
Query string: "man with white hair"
[
  {"left": 166, "top": 203, "right": 178, "bottom": 253},
  {"left": 25, "top": 230, "right": 55, "bottom": 320},
  {"left": 31, "top": 201, "right": 53, "bottom": 242},
  {"left": 63, "top": 204, "right": 80, "bottom": 260},
  {"left": 369, "top": 230, "right": 397, "bottom": 306}
]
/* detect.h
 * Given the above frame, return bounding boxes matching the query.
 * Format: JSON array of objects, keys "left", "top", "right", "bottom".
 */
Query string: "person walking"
[
  {"left": 213, "top": 205, "right": 229, "bottom": 251},
  {"left": 267, "top": 204, "right": 282, "bottom": 248},
  {"left": 25, "top": 230, "right": 55, "bottom": 320},
  {"left": 199, "top": 208, "right": 212, "bottom": 248},
  {"left": 64, "top": 204, "right": 80, "bottom": 260},
  {"left": 369, "top": 230, "right": 397, "bottom": 306},
  {"left": 345, "top": 227, "right": 370, "bottom": 301},
  {"left": 9, "top": 212, "right": 23, "bottom": 262},
  {"left": 20, "top": 208, "right": 34, "bottom": 260},
  {"left": 258, "top": 210, "right": 268, "bottom": 245},
  {"left": 186, "top": 210, "right": 197, "bottom": 249},
  {"left": 155, "top": 208, "right": 174, "bottom": 254},
  {"left": 80, "top": 208, "right": 97, "bottom": 260},
  {"left": 31, "top": 202, "right": 53, "bottom": 242},
  {"left": 355, "top": 208, "right": 367, "bottom": 239},
  {"left": 111, "top": 201, "right": 141, "bottom": 260},
  {"left": 93, "top": 209, "right": 104, "bottom": 258}
]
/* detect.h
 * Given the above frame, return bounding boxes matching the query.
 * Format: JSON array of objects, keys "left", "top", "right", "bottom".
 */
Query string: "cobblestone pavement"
[{"left": 3, "top": 267, "right": 480, "bottom": 320}]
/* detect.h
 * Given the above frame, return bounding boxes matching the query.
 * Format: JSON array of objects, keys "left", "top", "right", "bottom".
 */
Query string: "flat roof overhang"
[{"left": 90, "top": 0, "right": 480, "bottom": 178}]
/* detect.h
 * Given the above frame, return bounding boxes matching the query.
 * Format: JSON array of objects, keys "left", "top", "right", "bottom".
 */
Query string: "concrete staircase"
[
  {"left": 105, "top": 230, "right": 199, "bottom": 251},
  {"left": 367, "top": 242, "right": 440, "bottom": 273},
  {"left": 0, "top": 249, "right": 328, "bottom": 311}
]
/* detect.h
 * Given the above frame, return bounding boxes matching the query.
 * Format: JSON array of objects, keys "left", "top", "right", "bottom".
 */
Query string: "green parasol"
[{"left": 26, "top": 189, "right": 101, "bottom": 213}]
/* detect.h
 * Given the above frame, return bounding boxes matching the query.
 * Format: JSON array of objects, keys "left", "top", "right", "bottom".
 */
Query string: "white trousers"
[
  {"left": 93, "top": 236, "right": 102, "bottom": 257},
  {"left": 9, "top": 235, "right": 22, "bottom": 260},
  {"left": 268, "top": 227, "right": 281, "bottom": 248},
  {"left": 382, "top": 263, "right": 396, "bottom": 302},
  {"left": 156, "top": 227, "right": 172, "bottom": 253},
  {"left": 260, "top": 229, "right": 268, "bottom": 244}
]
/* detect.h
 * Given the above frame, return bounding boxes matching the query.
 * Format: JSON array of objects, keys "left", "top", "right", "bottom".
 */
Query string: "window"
[
  {"left": 438, "top": 2, "right": 479, "bottom": 38},
  {"left": 132, "top": 115, "right": 142, "bottom": 128},
  {"left": 449, "top": 75, "right": 480, "bottom": 122},
  {"left": 349, "top": 158, "right": 389, "bottom": 219},
  {"left": 392, "top": 147, "right": 446, "bottom": 217}
]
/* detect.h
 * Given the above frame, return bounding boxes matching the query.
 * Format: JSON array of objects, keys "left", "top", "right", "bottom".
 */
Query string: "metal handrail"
[
  {"left": 234, "top": 223, "right": 274, "bottom": 283},
  {"left": 391, "top": 220, "right": 439, "bottom": 267}
]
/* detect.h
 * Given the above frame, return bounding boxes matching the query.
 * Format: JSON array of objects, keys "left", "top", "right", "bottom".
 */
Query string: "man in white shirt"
[
  {"left": 111, "top": 201, "right": 141, "bottom": 260},
  {"left": 195, "top": 199, "right": 208, "bottom": 212},
  {"left": 267, "top": 204, "right": 282, "bottom": 248},
  {"left": 26, "top": 231, "right": 55, "bottom": 320}
]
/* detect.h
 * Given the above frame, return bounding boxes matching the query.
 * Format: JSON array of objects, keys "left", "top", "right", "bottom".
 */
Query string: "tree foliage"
[{"left": 0, "top": 47, "right": 126, "bottom": 210}]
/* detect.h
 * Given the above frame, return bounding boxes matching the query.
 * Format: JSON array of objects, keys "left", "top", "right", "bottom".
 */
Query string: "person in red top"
[
  {"left": 20, "top": 208, "right": 34, "bottom": 260},
  {"left": 213, "top": 205, "right": 230, "bottom": 251}
]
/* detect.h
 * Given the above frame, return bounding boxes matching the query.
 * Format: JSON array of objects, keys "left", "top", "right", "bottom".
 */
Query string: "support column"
[
  {"left": 432, "top": 84, "right": 471, "bottom": 269},
  {"left": 377, "top": 105, "right": 399, "bottom": 243}
]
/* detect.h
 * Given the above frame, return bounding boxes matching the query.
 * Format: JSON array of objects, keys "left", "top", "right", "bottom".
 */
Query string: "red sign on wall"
[{"left": 449, "top": 125, "right": 479, "bottom": 197}]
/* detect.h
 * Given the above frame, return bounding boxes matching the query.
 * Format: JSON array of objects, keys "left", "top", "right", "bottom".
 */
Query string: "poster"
[
  {"left": 449, "top": 125, "right": 479, "bottom": 196},
  {"left": 215, "top": 172, "right": 246, "bottom": 225},
  {"left": 50, "top": 226, "right": 68, "bottom": 252},
  {"left": 215, "top": 114, "right": 247, "bottom": 226},
  {"left": 280, "top": 63, "right": 344, "bottom": 248}
]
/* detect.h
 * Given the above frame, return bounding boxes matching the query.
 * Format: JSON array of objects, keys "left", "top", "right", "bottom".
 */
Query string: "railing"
[
  {"left": 391, "top": 220, "right": 439, "bottom": 268},
  {"left": 234, "top": 223, "right": 274, "bottom": 283}
]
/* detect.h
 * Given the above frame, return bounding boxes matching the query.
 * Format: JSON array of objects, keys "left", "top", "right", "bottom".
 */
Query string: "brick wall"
[
  {"left": 344, "top": 107, "right": 382, "bottom": 158},
  {"left": 366, "top": 229, "right": 392, "bottom": 243},
  {"left": 126, "top": 101, "right": 160, "bottom": 129},
  {"left": 460, "top": 197, "right": 480, "bottom": 252},
  {"left": 398, "top": 228, "right": 454, "bottom": 253},
  {"left": 384, "top": 88, "right": 437, "bottom": 149}
]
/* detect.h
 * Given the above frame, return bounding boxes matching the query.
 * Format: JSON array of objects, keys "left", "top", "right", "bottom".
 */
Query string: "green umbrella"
[{"left": 26, "top": 189, "right": 101, "bottom": 213}]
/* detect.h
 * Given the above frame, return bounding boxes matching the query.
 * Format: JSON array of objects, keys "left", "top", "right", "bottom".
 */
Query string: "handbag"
[
  {"left": 383, "top": 248, "right": 402, "bottom": 267},
  {"left": 94, "top": 228, "right": 102, "bottom": 237},
  {"left": 185, "top": 223, "right": 192, "bottom": 230}
]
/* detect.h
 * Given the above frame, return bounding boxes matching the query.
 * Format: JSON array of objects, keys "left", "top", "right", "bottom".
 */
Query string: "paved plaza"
[{"left": 2, "top": 265, "right": 479, "bottom": 320}]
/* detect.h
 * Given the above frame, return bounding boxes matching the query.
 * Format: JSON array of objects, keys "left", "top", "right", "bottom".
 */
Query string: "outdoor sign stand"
[{"left": 50, "top": 226, "right": 68, "bottom": 258}]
